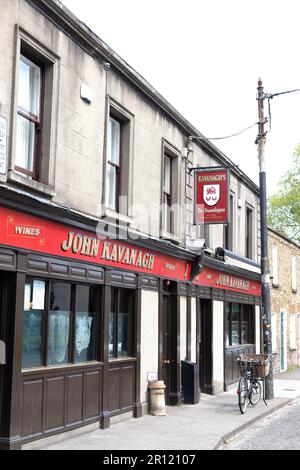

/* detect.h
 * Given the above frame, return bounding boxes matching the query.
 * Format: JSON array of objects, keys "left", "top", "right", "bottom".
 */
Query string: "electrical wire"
[
  {"left": 189, "top": 121, "right": 258, "bottom": 142},
  {"left": 189, "top": 88, "right": 300, "bottom": 142},
  {"left": 265, "top": 88, "right": 300, "bottom": 132}
]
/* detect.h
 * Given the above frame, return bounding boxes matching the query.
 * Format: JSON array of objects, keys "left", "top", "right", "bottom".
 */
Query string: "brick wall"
[{"left": 268, "top": 229, "right": 300, "bottom": 373}]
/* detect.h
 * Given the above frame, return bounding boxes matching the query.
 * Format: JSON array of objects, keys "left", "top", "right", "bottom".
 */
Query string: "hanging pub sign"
[{"left": 194, "top": 167, "right": 230, "bottom": 225}]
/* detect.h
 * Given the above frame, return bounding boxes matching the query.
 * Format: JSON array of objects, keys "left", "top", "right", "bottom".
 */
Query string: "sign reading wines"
[{"left": 194, "top": 168, "right": 230, "bottom": 225}]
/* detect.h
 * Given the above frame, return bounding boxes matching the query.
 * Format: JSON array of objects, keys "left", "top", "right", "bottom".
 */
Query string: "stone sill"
[{"left": 8, "top": 170, "right": 55, "bottom": 198}]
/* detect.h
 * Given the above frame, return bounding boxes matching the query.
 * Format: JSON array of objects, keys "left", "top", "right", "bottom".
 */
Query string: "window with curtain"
[
  {"left": 109, "top": 288, "right": 134, "bottom": 359},
  {"left": 22, "top": 278, "right": 101, "bottom": 369},
  {"left": 16, "top": 54, "right": 42, "bottom": 179},
  {"left": 106, "top": 116, "right": 121, "bottom": 211},
  {"left": 163, "top": 154, "right": 173, "bottom": 233},
  {"left": 22, "top": 279, "right": 46, "bottom": 368}
]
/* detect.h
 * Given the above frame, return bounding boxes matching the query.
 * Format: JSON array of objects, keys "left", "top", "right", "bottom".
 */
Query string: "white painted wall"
[
  {"left": 255, "top": 305, "right": 261, "bottom": 353},
  {"left": 190, "top": 297, "right": 197, "bottom": 363},
  {"left": 180, "top": 296, "right": 187, "bottom": 361},
  {"left": 140, "top": 290, "right": 159, "bottom": 403},
  {"left": 212, "top": 300, "right": 224, "bottom": 394}
]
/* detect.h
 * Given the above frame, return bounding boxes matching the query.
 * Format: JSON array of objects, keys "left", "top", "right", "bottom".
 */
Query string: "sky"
[{"left": 62, "top": 0, "right": 300, "bottom": 195}]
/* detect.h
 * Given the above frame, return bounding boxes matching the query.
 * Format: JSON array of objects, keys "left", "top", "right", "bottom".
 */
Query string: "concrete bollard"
[{"left": 148, "top": 380, "right": 167, "bottom": 416}]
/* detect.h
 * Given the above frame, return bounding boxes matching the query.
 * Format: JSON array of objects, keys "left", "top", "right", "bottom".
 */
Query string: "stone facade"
[
  {"left": 269, "top": 228, "right": 300, "bottom": 373},
  {"left": 0, "top": 0, "right": 261, "bottom": 257}
]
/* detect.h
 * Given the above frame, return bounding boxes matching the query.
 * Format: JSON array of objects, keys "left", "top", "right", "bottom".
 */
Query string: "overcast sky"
[{"left": 62, "top": 0, "right": 300, "bottom": 195}]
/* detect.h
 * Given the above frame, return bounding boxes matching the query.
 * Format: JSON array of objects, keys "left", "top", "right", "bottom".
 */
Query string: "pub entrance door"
[
  {"left": 199, "top": 299, "right": 213, "bottom": 394},
  {"left": 159, "top": 282, "right": 178, "bottom": 405}
]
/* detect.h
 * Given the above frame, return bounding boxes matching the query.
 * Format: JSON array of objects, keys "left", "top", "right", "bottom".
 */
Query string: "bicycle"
[{"left": 236, "top": 354, "right": 270, "bottom": 414}]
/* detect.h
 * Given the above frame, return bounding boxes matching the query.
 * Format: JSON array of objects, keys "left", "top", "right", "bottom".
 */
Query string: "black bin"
[{"left": 181, "top": 360, "right": 200, "bottom": 404}]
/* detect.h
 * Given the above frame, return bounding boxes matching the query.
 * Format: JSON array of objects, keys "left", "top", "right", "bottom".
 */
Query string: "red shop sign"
[
  {"left": 0, "top": 207, "right": 191, "bottom": 281},
  {"left": 193, "top": 267, "right": 261, "bottom": 296},
  {"left": 194, "top": 168, "right": 230, "bottom": 225}
]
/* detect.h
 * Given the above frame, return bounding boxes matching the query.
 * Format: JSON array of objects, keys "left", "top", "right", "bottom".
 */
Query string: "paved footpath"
[{"left": 23, "top": 368, "right": 300, "bottom": 451}]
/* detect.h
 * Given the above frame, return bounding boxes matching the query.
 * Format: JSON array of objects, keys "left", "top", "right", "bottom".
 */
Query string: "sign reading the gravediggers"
[{"left": 194, "top": 168, "right": 230, "bottom": 224}]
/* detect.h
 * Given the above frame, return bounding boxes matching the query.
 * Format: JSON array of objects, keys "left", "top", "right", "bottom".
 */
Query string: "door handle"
[{"left": 163, "top": 360, "right": 170, "bottom": 364}]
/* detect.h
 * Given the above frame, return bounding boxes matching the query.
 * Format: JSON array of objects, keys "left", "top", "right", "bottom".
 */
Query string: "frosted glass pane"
[
  {"left": 106, "top": 163, "right": 117, "bottom": 210},
  {"left": 18, "top": 55, "right": 41, "bottom": 117},
  {"left": 16, "top": 114, "right": 35, "bottom": 171},
  {"left": 108, "top": 117, "right": 120, "bottom": 164}
]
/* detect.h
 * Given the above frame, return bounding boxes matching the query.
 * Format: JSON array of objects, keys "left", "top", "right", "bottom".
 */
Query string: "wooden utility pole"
[{"left": 257, "top": 79, "right": 274, "bottom": 399}]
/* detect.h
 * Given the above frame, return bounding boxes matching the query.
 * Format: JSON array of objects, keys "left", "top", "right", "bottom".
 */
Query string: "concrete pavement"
[{"left": 23, "top": 367, "right": 300, "bottom": 451}]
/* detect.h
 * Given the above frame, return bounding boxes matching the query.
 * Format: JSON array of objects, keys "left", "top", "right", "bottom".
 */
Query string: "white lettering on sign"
[
  {"left": 216, "top": 273, "right": 250, "bottom": 291},
  {"left": 0, "top": 116, "right": 7, "bottom": 175},
  {"left": 15, "top": 226, "right": 41, "bottom": 237}
]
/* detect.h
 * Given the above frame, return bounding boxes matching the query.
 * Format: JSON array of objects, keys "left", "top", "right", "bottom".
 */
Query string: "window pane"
[
  {"left": 106, "top": 163, "right": 117, "bottom": 210},
  {"left": 16, "top": 114, "right": 35, "bottom": 171},
  {"left": 242, "top": 305, "right": 254, "bottom": 344},
  {"left": 48, "top": 283, "right": 71, "bottom": 366},
  {"left": 118, "top": 312, "right": 129, "bottom": 357},
  {"left": 22, "top": 281, "right": 45, "bottom": 368},
  {"left": 109, "top": 288, "right": 118, "bottom": 359},
  {"left": 18, "top": 55, "right": 41, "bottom": 117},
  {"left": 118, "top": 290, "right": 133, "bottom": 357},
  {"left": 74, "top": 286, "right": 96, "bottom": 363},
  {"left": 108, "top": 117, "right": 120, "bottom": 165},
  {"left": 225, "top": 303, "right": 230, "bottom": 347},
  {"left": 164, "top": 156, "right": 171, "bottom": 194},
  {"left": 231, "top": 303, "right": 240, "bottom": 346},
  {"left": 109, "top": 311, "right": 116, "bottom": 359}
]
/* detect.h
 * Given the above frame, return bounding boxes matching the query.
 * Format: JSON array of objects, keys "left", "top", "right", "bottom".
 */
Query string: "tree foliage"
[{"left": 268, "top": 144, "right": 300, "bottom": 244}]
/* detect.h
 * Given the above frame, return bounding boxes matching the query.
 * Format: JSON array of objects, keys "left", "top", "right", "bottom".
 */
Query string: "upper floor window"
[
  {"left": 163, "top": 154, "right": 173, "bottom": 233},
  {"left": 224, "top": 194, "right": 234, "bottom": 251},
  {"left": 246, "top": 206, "right": 254, "bottom": 259},
  {"left": 16, "top": 54, "right": 43, "bottom": 179},
  {"left": 106, "top": 116, "right": 121, "bottom": 211},
  {"left": 161, "top": 143, "right": 181, "bottom": 239},
  {"left": 11, "top": 30, "right": 59, "bottom": 194}
]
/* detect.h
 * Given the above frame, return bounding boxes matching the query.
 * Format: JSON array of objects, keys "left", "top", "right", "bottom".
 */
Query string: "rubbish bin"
[
  {"left": 181, "top": 360, "right": 200, "bottom": 404},
  {"left": 148, "top": 380, "right": 167, "bottom": 416}
]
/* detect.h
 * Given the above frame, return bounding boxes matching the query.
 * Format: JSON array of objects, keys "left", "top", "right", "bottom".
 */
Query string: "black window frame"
[
  {"left": 108, "top": 287, "right": 135, "bottom": 360},
  {"left": 225, "top": 302, "right": 255, "bottom": 347}
]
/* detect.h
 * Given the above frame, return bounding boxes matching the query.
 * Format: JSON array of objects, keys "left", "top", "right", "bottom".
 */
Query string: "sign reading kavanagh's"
[{"left": 194, "top": 168, "right": 230, "bottom": 225}]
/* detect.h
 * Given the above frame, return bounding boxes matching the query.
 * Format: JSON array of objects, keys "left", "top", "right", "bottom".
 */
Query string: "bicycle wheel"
[
  {"left": 249, "top": 379, "right": 261, "bottom": 406},
  {"left": 237, "top": 377, "right": 248, "bottom": 414}
]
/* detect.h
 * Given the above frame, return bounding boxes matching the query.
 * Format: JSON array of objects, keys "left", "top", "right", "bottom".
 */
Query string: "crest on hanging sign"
[{"left": 203, "top": 184, "right": 220, "bottom": 206}]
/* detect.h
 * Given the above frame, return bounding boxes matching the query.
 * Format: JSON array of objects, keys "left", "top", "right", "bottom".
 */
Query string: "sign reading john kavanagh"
[{"left": 194, "top": 168, "right": 230, "bottom": 225}]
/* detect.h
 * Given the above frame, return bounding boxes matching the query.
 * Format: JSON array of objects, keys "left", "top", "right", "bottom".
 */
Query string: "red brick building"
[{"left": 269, "top": 228, "right": 300, "bottom": 373}]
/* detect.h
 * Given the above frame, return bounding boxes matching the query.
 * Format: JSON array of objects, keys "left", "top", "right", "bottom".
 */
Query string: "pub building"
[
  {"left": 0, "top": 0, "right": 262, "bottom": 449},
  {"left": 0, "top": 197, "right": 261, "bottom": 449}
]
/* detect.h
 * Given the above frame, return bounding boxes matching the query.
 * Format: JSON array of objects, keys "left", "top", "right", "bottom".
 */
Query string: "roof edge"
[{"left": 26, "top": 0, "right": 260, "bottom": 195}]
